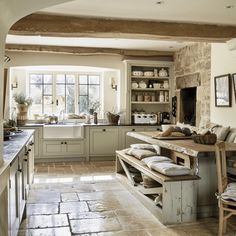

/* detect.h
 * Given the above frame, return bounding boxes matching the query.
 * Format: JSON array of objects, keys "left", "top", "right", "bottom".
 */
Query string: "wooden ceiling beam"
[
  {"left": 9, "top": 13, "right": 236, "bottom": 42},
  {"left": 5, "top": 44, "right": 174, "bottom": 57}
]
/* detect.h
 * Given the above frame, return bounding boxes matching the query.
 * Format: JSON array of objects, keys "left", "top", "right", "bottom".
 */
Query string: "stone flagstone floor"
[{"left": 18, "top": 161, "right": 236, "bottom": 236}]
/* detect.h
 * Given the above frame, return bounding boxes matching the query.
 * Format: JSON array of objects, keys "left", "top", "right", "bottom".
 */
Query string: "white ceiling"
[
  {"left": 7, "top": 0, "right": 236, "bottom": 51},
  {"left": 6, "top": 35, "right": 191, "bottom": 51},
  {"left": 40, "top": 0, "right": 236, "bottom": 26}
]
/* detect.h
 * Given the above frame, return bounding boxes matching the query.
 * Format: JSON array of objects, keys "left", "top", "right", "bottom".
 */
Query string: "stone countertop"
[
  {"left": 22, "top": 123, "right": 162, "bottom": 127},
  {"left": 3, "top": 129, "right": 34, "bottom": 164}
]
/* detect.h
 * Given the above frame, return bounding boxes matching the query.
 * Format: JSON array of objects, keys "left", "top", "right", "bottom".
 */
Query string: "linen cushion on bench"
[
  {"left": 211, "top": 125, "right": 230, "bottom": 141},
  {"left": 221, "top": 183, "right": 236, "bottom": 201},
  {"left": 130, "top": 143, "right": 156, "bottom": 152},
  {"left": 142, "top": 156, "right": 173, "bottom": 168},
  {"left": 125, "top": 148, "right": 156, "bottom": 160},
  {"left": 149, "top": 162, "right": 191, "bottom": 176}
]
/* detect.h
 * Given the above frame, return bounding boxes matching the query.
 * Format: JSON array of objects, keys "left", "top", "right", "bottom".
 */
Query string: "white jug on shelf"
[{"left": 159, "top": 68, "right": 168, "bottom": 77}]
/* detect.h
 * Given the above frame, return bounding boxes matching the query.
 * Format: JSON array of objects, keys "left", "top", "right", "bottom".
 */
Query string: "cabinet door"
[
  {"left": 33, "top": 128, "right": 41, "bottom": 158},
  {"left": 89, "top": 127, "right": 119, "bottom": 156},
  {"left": 20, "top": 127, "right": 42, "bottom": 158},
  {"left": 119, "top": 127, "right": 145, "bottom": 149},
  {"left": 43, "top": 141, "right": 65, "bottom": 156},
  {"left": 9, "top": 159, "right": 20, "bottom": 236},
  {"left": 26, "top": 137, "right": 35, "bottom": 187},
  {"left": 18, "top": 150, "right": 26, "bottom": 221},
  {"left": 65, "top": 140, "right": 85, "bottom": 156}
]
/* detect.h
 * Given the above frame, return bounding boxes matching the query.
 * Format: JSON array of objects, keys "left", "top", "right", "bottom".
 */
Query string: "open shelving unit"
[{"left": 125, "top": 60, "right": 173, "bottom": 124}]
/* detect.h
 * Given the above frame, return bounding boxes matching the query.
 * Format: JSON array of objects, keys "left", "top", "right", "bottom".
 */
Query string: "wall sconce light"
[
  {"left": 11, "top": 77, "right": 18, "bottom": 90},
  {"left": 4, "top": 55, "right": 11, "bottom": 63},
  {"left": 110, "top": 77, "right": 117, "bottom": 91}
]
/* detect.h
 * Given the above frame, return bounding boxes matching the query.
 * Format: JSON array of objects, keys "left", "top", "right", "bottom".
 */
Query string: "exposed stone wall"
[{"left": 174, "top": 43, "right": 211, "bottom": 127}]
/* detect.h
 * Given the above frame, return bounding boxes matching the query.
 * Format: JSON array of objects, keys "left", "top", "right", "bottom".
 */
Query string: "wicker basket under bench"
[{"left": 116, "top": 150, "right": 200, "bottom": 225}]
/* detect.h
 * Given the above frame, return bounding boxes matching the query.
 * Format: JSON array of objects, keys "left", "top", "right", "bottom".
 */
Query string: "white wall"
[
  {"left": 9, "top": 67, "right": 119, "bottom": 118},
  {"left": 0, "top": 0, "right": 75, "bottom": 166},
  {"left": 211, "top": 43, "right": 236, "bottom": 127},
  {"left": 103, "top": 71, "right": 119, "bottom": 113}
]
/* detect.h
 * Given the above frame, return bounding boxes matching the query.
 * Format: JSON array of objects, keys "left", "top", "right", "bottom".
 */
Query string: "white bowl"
[
  {"left": 131, "top": 82, "right": 138, "bottom": 89},
  {"left": 132, "top": 71, "right": 143, "bottom": 76},
  {"left": 153, "top": 83, "right": 161, "bottom": 89},
  {"left": 144, "top": 71, "right": 154, "bottom": 77}
]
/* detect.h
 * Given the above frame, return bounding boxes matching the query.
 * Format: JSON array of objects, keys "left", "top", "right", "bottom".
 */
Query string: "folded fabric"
[
  {"left": 149, "top": 162, "right": 191, "bottom": 176},
  {"left": 124, "top": 148, "right": 156, "bottom": 160},
  {"left": 221, "top": 183, "right": 236, "bottom": 201},
  {"left": 152, "top": 145, "right": 160, "bottom": 155},
  {"left": 130, "top": 143, "right": 156, "bottom": 152},
  {"left": 142, "top": 156, "right": 173, "bottom": 168},
  {"left": 212, "top": 125, "right": 230, "bottom": 141}
]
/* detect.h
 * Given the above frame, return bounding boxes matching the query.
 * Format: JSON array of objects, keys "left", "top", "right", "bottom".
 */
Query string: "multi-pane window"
[
  {"left": 29, "top": 74, "right": 53, "bottom": 115},
  {"left": 55, "top": 74, "right": 75, "bottom": 114},
  {"left": 28, "top": 73, "right": 100, "bottom": 117},
  {"left": 78, "top": 75, "right": 100, "bottom": 114}
]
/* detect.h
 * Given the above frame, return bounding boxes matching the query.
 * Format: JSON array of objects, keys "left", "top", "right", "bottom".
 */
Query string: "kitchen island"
[{"left": 127, "top": 131, "right": 236, "bottom": 218}]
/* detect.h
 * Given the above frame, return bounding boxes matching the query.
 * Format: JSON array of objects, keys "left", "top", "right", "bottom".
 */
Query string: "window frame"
[
  {"left": 78, "top": 73, "right": 102, "bottom": 115},
  {"left": 27, "top": 70, "right": 102, "bottom": 118}
]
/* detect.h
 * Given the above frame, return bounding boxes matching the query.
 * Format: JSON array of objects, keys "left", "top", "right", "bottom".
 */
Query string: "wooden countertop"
[{"left": 127, "top": 132, "right": 236, "bottom": 157}]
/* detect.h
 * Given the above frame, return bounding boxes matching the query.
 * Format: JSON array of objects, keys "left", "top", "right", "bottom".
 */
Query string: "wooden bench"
[{"left": 116, "top": 150, "right": 200, "bottom": 224}]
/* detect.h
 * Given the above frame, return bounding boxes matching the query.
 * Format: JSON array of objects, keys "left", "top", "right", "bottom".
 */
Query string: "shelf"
[
  {"left": 131, "top": 101, "right": 170, "bottom": 105},
  {"left": 131, "top": 88, "right": 169, "bottom": 91},
  {"left": 131, "top": 76, "right": 169, "bottom": 79}
]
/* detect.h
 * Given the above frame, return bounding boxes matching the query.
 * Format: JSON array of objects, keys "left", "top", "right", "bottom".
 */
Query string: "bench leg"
[{"left": 118, "top": 157, "right": 137, "bottom": 186}]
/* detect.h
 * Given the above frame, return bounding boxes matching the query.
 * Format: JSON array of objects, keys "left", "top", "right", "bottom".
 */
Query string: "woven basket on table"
[{"left": 192, "top": 133, "right": 217, "bottom": 145}]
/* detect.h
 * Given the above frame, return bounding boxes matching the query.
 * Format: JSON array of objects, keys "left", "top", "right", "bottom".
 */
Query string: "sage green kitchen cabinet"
[
  {"left": 8, "top": 134, "right": 35, "bottom": 236},
  {"left": 43, "top": 139, "right": 85, "bottom": 157},
  {"left": 9, "top": 158, "right": 20, "bottom": 236},
  {"left": 20, "top": 127, "right": 42, "bottom": 159},
  {"left": 118, "top": 126, "right": 145, "bottom": 149},
  {"left": 89, "top": 127, "right": 119, "bottom": 156},
  {"left": 9, "top": 149, "right": 26, "bottom": 236}
]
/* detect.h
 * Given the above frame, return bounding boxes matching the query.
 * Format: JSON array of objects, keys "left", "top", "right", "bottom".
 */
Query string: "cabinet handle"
[
  {"left": 102, "top": 129, "right": 106, "bottom": 132},
  {"left": 25, "top": 151, "right": 29, "bottom": 155},
  {"left": 61, "top": 142, "right": 63, "bottom": 144},
  {"left": 30, "top": 142, "right": 34, "bottom": 146},
  {"left": 28, "top": 149, "right": 32, "bottom": 152},
  {"left": 132, "top": 129, "right": 135, "bottom": 131},
  {"left": 18, "top": 169, "right": 22, "bottom": 172},
  {"left": 24, "top": 159, "right": 27, "bottom": 162},
  {"left": 65, "top": 142, "right": 67, "bottom": 145}
]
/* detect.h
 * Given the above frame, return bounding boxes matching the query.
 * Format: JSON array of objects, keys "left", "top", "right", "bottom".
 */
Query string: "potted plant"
[
  {"left": 88, "top": 100, "right": 100, "bottom": 115},
  {"left": 13, "top": 93, "right": 33, "bottom": 125}
]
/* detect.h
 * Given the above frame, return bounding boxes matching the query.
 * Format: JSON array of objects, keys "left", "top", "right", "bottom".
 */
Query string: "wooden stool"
[{"left": 215, "top": 142, "right": 236, "bottom": 236}]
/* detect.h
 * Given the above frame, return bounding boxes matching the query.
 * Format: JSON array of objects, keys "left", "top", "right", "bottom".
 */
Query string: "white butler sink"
[{"left": 43, "top": 124, "right": 84, "bottom": 139}]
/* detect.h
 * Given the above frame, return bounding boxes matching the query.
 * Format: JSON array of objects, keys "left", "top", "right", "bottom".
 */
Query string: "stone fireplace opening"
[
  {"left": 176, "top": 72, "right": 201, "bottom": 127},
  {"left": 180, "top": 87, "right": 196, "bottom": 126}
]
